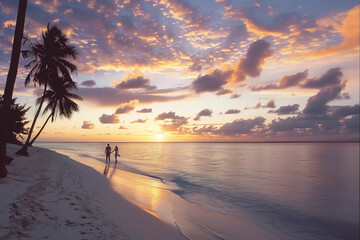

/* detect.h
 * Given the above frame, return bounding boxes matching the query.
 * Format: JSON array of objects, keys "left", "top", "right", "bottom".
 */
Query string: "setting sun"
[{"left": 156, "top": 134, "right": 164, "bottom": 141}]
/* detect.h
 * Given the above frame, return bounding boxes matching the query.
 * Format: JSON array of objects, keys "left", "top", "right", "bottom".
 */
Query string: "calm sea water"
[{"left": 35, "top": 142, "right": 359, "bottom": 240}]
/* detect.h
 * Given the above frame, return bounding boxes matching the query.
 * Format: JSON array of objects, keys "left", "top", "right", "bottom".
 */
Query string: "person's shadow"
[
  {"left": 103, "top": 163, "right": 110, "bottom": 175},
  {"left": 108, "top": 162, "right": 117, "bottom": 179}
]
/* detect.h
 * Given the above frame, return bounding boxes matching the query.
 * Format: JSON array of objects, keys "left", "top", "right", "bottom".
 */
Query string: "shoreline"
[
  {"left": 41, "top": 143, "right": 280, "bottom": 240},
  {"left": 3, "top": 143, "right": 357, "bottom": 239},
  {"left": 0, "top": 144, "right": 186, "bottom": 240}
]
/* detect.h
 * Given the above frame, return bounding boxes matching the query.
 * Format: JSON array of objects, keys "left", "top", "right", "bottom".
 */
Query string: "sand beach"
[{"left": 0, "top": 144, "right": 186, "bottom": 240}]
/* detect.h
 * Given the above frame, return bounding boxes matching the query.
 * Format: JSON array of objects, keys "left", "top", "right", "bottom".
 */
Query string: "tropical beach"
[
  {"left": 1, "top": 142, "right": 359, "bottom": 239},
  {"left": 0, "top": 0, "right": 359, "bottom": 239},
  {"left": 0, "top": 144, "right": 186, "bottom": 240}
]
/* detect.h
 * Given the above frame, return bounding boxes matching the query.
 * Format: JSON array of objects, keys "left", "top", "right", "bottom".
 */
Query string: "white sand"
[{"left": 0, "top": 144, "right": 186, "bottom": 240}]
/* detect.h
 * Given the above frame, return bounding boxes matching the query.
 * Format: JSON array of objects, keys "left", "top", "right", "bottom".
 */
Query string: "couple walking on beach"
[{"left": 105, "top": 144, "right": 120, "bottom": 164}]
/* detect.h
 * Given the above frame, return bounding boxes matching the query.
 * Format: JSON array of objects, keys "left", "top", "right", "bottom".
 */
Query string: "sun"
[{"left": 156, "top": 133, "right": 164, "bottom": 141}]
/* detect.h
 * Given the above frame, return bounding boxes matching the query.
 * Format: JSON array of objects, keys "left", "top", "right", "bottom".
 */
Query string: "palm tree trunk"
[
  {"left": 0, "top": 0, "right": 27, "bottom": 178},
  {"left": 16, "top": 83, "right": 47, "bottom": 156},
  {"left": 29, "top": 112, "right": 52, "bottom": 146}
]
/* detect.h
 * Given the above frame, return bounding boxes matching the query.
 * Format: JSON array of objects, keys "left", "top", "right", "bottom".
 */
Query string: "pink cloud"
[
  {"left": 99, "top": 114, "right": 119, "bottom": 124},
  {"left": 82, "top": 120, "right": 95, "bottom": 129}
]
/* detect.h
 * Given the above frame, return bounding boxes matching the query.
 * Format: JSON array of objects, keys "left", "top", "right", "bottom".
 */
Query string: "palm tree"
[
  {"left": 0, "top": 0, "right": 27, "bottom": 178},
  {"left": 29, "top": 80, "right": 82, "bottom": 145},
  {"left": 17, "top": 24, "right": 78, "bottom": 156}
]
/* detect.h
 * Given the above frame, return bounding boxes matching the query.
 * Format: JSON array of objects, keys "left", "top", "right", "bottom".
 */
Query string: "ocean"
[{"left": 35, "top": 142, "right": 359, "bottom": 240}]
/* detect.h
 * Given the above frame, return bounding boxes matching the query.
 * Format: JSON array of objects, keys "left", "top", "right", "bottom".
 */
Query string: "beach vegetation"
[
  {"left": 17, "top": 24, "right": 79, "bottom": 156},
  {"left": 0, "top": 95, "right": 30, "bottom": 145}
]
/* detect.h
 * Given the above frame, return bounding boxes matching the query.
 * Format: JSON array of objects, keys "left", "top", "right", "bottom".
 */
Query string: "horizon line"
[{"left": 34, "top": 140, "right": 360, "bottom": 143}]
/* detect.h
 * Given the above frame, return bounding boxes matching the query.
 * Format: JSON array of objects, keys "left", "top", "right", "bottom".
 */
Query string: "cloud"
[
  {"left": 194, "top": 108, "right": 213, "bottom": 121},
  {"left": 265, "top": 98, "right": 276, "bottom": 108},
  {"left": 78, "top": 87, "right": 188, "bottom": 106},
  {"left": 144, "top": 86, "right": 190, "bottom": 95},
  {"left": 99, "top": 114, "right": 119, "bottom": 124},
  {"left": 216, "top": 117, "right": 266, "bottom": 136},
  {"left": 115, "top": 100, "right": 139, "bottom": 114},
  {"left": 118, "top": 15, "right": 137, "bottom": 34},
  {"left": 136, "top": 108, "right": 152, "bottom": 113},
  {"left": 268, "top": 104, "right": 300, "bottom": 115},
  {"left": 155, "top": 111, "right": 188, "bottom": 132},
  {"left": 192, "top": 126, "right": 215, "bottom": 134},
  {"left": 191, "top": 69, "right": 230, "bottom": 93},
  {"left": 268, "top": 116, "right": 317, "bottom": 133},
  {"left": 191, "top": 39, "right": 271, "bottom": 94},
  {"left": 0, "top": 0, "right": 202, "bottom": 73},
  {"left": 216, "top": 89, "right": 232, "bottom": 96},
  {"left": 116, "top": 76, "right": 156, "bottom": 91},
  {"left": 225, "top": 109, "right": 241, "bottom": 114},
  {"left": 161, "top": 118, "right": 188, "bottom": 132},
  {"left": 116, "top": 105, "right": 135, "bottom": 114},
  {"left": 231, "top": 39, "right": 272, "bottom": 82},
  {"left": 303, "top": 82, "right": 345, "bottom": 115},
  {"left": 81, "top": 120, "right": 95, "bottom": 129},
  {"left": 160, "top": 0, "right": 209, "bottom": 29},
  {"left": 246, "top": 98, "right": 276, "bottom": 109},
  {"left": 302, "top": 67, "right": 343, "bottom": 88},
  {"left": 188, "top": 54, "right": 202, "bottom": 72},
  {"left": 166, "top": 103, "right": 358, "bottom": 139},
  {"left": 328, "top": 105, "right": 360, "bottom": 118},
  {"left": 0, "top": 0, "right": 356, "bottom": 80},
  {"left": 267, "top": 102, "right": 359, "bottom": 137},
  {"left": 131, "top": 119, "right": 147, "bottom": 123},
  {"left": 300, "top": 5, "right": 359, "bottom": 57},
  {"left": 267, "top": 104, "right": 359, "bottom": 137},
  {"left": 221, "top": 2, "right": 317, "bottom": 35},
  {"left": 250, "top": 70, "right": 308, "bottom": 91},
  {"left": 344, "top": 115, "right": 360, "bottom": 134},
  {"left": 155, "top": 111, "right": 185, "bottom": 121},
  {"left": 230, "top": 93, "right": 241, "bottom": 99},
  {"left": 218, "top": 1, "right": 352, "bottom": 60},
  {"left": 335, "top": 92, "right": 350, "bottom": 100},
  {"left": 276, "top": 71, "right": 308, "bottom": 88},
  {"left": 250, "top": 67, "right": 344, "bottom": 92},
  {"left": 80, "top": 80, "right": 96, "bottom": 87}
]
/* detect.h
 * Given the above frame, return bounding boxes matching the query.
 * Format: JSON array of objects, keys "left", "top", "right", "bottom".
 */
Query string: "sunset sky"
[{"left": 0, "top": 0, "right": 359, "bottom": 142}]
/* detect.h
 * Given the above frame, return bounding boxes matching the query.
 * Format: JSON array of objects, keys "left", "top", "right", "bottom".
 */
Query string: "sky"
[{"left": 0, "top": 0, "right": 359, "bottom": 142}]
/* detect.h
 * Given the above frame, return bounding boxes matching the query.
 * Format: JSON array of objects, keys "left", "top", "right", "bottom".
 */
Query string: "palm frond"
[{"left": 57, "top": 58, "right": 78, "bottom": 73}]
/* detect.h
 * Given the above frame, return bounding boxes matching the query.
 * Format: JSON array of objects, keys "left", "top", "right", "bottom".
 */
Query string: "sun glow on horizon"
[{"left": 156, "top": 134, "right": 164, "bottom": 141}]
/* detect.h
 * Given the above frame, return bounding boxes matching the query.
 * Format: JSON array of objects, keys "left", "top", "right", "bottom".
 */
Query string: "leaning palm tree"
[
  {"left": 17, "top": 24, "right": 78, "bottom": 156},
  {"left": 0, "top": 0, "right": 27, "bottom": 178},
  {"left": 29, "top": 80, "right": 82, "bottom": 145}
]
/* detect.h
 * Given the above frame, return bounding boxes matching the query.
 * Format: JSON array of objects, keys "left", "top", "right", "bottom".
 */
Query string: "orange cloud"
[
  {"left": 3, "top": 20, "right": 16, "bottom": 28},
  {"left": 115, "top": 99, "right": 139, "bottom": 114},
  {"left": 301, "top": 5, "right": 359, "bottom": 57}
]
